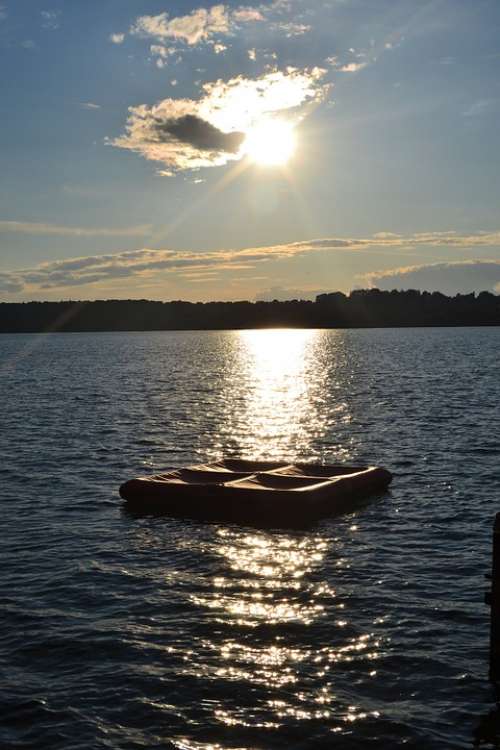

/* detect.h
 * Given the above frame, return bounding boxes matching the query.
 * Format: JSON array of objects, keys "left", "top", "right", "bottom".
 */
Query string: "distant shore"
[{"left": 0, "top": 289, "right": 499, "bottom": 333}]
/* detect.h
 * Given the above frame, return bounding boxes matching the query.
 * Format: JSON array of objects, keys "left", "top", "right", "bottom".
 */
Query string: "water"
[{"left": 1, "top": 327, "right": 499, "bottom": 749}]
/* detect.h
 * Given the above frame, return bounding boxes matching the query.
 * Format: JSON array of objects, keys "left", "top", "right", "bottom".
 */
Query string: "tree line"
[{"left": 0, "top": 289, "right": 499, "bottom": 332}]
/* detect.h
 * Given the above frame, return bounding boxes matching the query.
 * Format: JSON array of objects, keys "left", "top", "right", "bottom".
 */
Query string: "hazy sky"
[{"left": 1, "top": 0, "right": 500, "bottom": 301}]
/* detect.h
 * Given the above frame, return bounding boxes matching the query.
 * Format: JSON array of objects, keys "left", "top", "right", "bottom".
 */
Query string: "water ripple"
[{"left": 1, "top": 328, "right": 499, "bottom": 749}]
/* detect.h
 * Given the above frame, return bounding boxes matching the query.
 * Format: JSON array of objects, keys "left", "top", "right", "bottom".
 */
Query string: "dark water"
[{"left": 1, "top": 328, "right": 500, "bottom": 749}]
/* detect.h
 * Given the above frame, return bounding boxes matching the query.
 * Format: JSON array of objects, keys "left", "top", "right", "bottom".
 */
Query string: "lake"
[{"left": 1, "top": 327, "right": 499, "bottom": 749}]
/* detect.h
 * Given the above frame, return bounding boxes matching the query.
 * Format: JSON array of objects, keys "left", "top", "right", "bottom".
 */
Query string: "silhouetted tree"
[{"left": 0, "top": 289, "right": 498, "bottom": 333}]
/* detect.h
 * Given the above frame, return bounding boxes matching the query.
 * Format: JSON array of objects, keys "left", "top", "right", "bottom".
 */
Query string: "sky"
[{"left": 1, "top": 0, "right": 500, "bottom": 302}]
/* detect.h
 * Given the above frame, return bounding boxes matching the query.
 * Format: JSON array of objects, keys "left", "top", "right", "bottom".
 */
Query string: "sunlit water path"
[{"left": 1, "top": 328, "right": 499, "bottom": 749}]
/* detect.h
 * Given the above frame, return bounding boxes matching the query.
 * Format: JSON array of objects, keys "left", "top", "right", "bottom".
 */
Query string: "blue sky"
[{"left": 1, "top": 0, "right": 499, "bottom": 301}]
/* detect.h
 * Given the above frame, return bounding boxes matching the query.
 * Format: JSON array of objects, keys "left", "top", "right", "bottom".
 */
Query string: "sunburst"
[{"left": 243, "top": 119, "right": 296, "bottom": 166}]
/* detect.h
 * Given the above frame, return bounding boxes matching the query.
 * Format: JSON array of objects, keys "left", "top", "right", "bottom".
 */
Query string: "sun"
[{"left": 243, "top": 119, "right": 296, "bottom": 166}]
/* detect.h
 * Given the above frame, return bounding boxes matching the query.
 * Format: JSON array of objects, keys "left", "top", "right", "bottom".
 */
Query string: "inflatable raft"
[{"left": 120, "top": 459, "right": 392, "bottom": 525}]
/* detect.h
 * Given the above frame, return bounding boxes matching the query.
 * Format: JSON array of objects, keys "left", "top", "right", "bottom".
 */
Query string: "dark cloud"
[
  {"left": 112, "top": 68, "right": 328, "bottom": 172},
  {"left": 366, "top": 260, "right": 500, "bottom": 295},
  {"left": 154, "top": 114, "right": 245, "bottom": 153}
]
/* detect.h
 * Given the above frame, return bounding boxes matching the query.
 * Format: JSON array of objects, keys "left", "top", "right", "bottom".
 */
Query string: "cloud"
[
  {"left": 364, "top": 260, "right": 500, "bottom": 295},
  {"left": 270, "top": 21, "right": 310, "bottom": 37},
  {"left": 111, "top": 67, "right": 327, "bottom": 172},
  {"left": 0, "top": 241, "right": 352, "bottom": 295},
  {"left": 463, "top": 99, "right": 498, "bottom": 118},
  {"left": 80, "top": 102, "right": 101, "bottom": 110},
  {"left": 293, "top": 230, "right": 500, "bottom": 251},
  {"left": 41, "top": 10, "right": 60, "bottom": 30},
  {"left": 0, "top": 4, "right": 7, "bottom": 22},
  {"left": 128, "top": 2, "right": 308, "bottom": 58},
  {"left": 232, "top": 8, "right": 264, "bottom": 23},
  {"left": 0, "top": 248, "right": 247, "bottom": 293},
  {"left": 243, "top": 230, "right": 500, "bottom": 255},
  {"left": 384, "top": 230, "right": 500, "bottom": 247},
  {"left": 326, "top": 41, "right": 390, "bottom": 74},
  {"left": 0, "top": 277, "right": 23, "bottom": 293},
  {"left": 327, "top": 55, "right": 369, "bottom": 73},
  {"left": 0, "top": 221, "right": 151, "bottom": 237},
  {"left": 150, "top": 44, "right": 173, "bottom": 57},
  {"left": 337, "top": 62, "right": 368, "bottom": 73},
  {"left": 149, "top": 44, "right": 179, "bottom": 67},
  {"left": 154, "top": 114, "right": 245, "bottom": 153},
  {"left": 131, "top": 5, "right": 232, "bottom": 46},
  {"left": 109, "top": 32, "right": 125, "bottom": 44},
  {"left": 3, "top": 229, "right": 500, "bottom": 296},
  {"left": 0, "top": 242, "right": 315, "bottom": 294}
]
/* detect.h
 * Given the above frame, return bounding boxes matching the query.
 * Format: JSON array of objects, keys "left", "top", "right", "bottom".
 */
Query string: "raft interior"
[{"left": 120, "top": 459, "right": 392, "bottom": 524}]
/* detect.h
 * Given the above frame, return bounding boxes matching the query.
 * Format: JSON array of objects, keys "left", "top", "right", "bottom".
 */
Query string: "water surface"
[{"left": 1, "top": 328, "right": 499, "bottom": 748}]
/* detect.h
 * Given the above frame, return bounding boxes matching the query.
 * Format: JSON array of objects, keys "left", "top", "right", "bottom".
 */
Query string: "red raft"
[{"left": 119, "top": 459, "right": 392, "bottom": 525}]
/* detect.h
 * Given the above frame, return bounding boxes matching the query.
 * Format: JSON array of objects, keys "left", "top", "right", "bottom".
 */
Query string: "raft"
[{"left": 120, "top": 459, "right": 392, "bottom": 525}]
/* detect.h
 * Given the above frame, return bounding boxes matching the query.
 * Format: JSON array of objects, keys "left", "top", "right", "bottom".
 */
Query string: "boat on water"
[{"left": 119, "top": 459, "right": 392, "bottom": 525}]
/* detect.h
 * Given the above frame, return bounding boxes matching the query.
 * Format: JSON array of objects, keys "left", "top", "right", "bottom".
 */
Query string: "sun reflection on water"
[
  {"left": 175, "top": 516, "right": 386, "bottom": 740},
  {"left": 237, "top": 329, "right": 318, "bottom": 457},
  {"left": 156, "top": 330, "right": 386, "bottom": 745},
  {"left": 190, "top": 528, "right": 330, "bottom": 627},
  {"left": 203, "top": 328, "right": 355, "bottom": 462}
]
